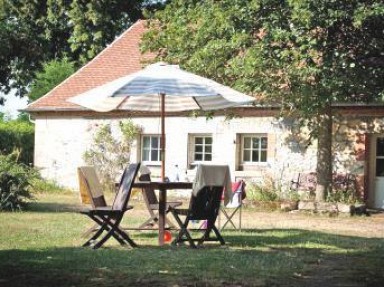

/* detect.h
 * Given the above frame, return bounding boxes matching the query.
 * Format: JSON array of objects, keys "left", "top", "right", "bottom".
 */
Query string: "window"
[
  {"left": 142, "top": 135, "right": 161, "bottom": 163},
  {"left": 242, "top": 135, "right": 268, "bottom": 163},
  {"left": 190, "top": 135, "right": 213, "bottom": 163},
  {"left": 376, "top": 137, "right": 384, "bottom": 176}
]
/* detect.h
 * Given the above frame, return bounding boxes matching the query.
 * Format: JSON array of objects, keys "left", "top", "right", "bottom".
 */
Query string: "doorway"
[{"left": 369, "top": 135, "right": 384, "bottom": 209}]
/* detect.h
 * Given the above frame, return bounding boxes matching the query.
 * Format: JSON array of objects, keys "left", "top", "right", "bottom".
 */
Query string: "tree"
[
  {"left": 142, "top": 0, "right": 384, "bottom": 200},
  {"left": 68, "top": 0, "right": 144, "bottom": 63},
  {"left": 0, "top": 118, "right": 34, "bottom": 165},
  {"left": 0, "top": 0, "right": 165, "bottom": 101},
  {"left": 0, "top": 0, "right": 72, "bottom": 98},
  {"left": 28, "top": 58, "right": 75, "bottom": 102}
]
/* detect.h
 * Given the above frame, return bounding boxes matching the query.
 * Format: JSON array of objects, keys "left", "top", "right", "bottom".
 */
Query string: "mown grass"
[{"left": 0, "top": 193, "right": 383, "bottom": 287}]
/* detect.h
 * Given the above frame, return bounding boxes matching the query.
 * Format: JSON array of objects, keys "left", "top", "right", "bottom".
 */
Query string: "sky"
[{"left": 0, "top": 91, "right": 29, "bottom": 118}]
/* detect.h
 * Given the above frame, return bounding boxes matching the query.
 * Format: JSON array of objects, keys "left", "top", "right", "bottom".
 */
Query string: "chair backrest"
[
  {"left": 225, "top": 180, "right": 246, "bottom": 208},
  {"left": 112, "top": 163, "right": 141, "bottom": 211},
  {"left": 77, "top": 166, "right": 107, "bottom": 208},
  {"left": 139, "top": 173, "right": 159, "bottom": 205},
  {"left": 192, "top": 164, "right": 232, "bottom": 204},
  {"left": 291, "top": 172, "right": 317, "bottom": 191},
  {"left": 188, "top": 185, "right": 223, "bottom": 221}
]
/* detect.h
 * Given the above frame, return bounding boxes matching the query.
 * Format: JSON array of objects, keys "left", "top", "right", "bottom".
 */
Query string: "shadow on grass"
[
  {"left": 26, "top": 201, "right": 81, "bottom": 213},
  {"left": 1, "top": 229, "right": 383, "bottom": 287}
]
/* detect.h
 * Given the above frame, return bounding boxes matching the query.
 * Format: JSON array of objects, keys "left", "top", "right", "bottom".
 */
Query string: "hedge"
[{"left": 0, "top": 120, "right": 34, "bottom": 165}]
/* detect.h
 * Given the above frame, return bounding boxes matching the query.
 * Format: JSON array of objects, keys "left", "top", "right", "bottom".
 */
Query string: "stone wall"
[
  {"left": 333, "top": 116, "right": 384, "bottom": 198},
  {"left": 34, "top": 115, "right": 317, "bottom": 190},
  {"left": 34, "top": 113, "right": 383, "bottom": 195}
]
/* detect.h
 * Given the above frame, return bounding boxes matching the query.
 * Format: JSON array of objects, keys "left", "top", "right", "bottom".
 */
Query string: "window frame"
[
  {"left": 189, "top": 134, "right": 213, "bottom": 165},
  {"left": 241, "top": 134, "right": 268, "bottom": 165},
  {"left": 141, "top": 134, "right": 161, "bottom": 165}
]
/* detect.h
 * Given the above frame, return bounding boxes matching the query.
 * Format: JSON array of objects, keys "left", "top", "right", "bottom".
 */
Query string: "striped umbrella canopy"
[{"left": 68, "top": 62, "right": 254, "bottom": 180}]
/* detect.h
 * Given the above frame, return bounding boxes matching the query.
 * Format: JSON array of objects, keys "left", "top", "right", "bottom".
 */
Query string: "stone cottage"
[{"left": 25, "top": 20, "right": 384, "bottom": 209}]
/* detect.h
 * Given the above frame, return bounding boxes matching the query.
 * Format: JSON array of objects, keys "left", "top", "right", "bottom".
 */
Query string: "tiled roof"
[{"left": 26, "top": 20, "right": 154, "bottom": 112}]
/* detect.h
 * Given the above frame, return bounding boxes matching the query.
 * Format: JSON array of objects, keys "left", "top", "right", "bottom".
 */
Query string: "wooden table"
[{"left": 133, "top": 181, "right": 193, "bottom": 246}]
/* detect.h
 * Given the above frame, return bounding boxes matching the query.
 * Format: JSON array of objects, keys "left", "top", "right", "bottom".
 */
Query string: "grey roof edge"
[
  {"left": 23, "top": 102, "right": 384, "bottom": 113},
  {"left": 23, "top": 104, "right": 277, "bottom": 113}
]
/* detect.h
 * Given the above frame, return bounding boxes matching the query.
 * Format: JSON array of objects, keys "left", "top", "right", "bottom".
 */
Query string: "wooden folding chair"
[
  {"left": 169, "top": 185, "right": 225, "bottom": 248},
  {"left": 138, "top": 173, "right": 182, "bottom": 229},
  {"left": 80, "top": 163, "right": 140, "bottom": 249},
  {"left": 78, "top": 166, "right": 107, "bottom": 208},
  {"left": 77, "top": 166, "right": 107, "bottom": 237},
  {"left": 219, "top": 180, "right": 246, "bottom": 231}
]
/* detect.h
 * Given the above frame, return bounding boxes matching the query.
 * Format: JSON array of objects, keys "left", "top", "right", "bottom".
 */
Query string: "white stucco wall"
[{"left": 34, "top": 115, "right": 318, "bottom": 191}]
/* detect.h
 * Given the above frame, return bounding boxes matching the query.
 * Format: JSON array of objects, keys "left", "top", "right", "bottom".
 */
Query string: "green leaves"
[
  {"left": 143, "top": 0, "right": 384, "bottom": 121},
  {"left": 83, "top": 120, "right": 140, "bottom": 192},
  {"left": 28, "top": 57, "right": 75, "bottom": 102},
  {"left": 0, "top": 152, "right": 39, "bottom": 211},
  {"left": 0, "top": 0, "right": 162, "bottom": 100},
  {"left": 0, "top": 119, "right": 34, "bottom": 165},
  {"left": 142, "top": 0, "right": 384, "bottom": 201}
]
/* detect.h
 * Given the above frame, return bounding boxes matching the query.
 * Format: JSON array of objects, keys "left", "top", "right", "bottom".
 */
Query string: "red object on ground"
[{"left": 164, "top": 230, "right": 172, "bottom": 243}]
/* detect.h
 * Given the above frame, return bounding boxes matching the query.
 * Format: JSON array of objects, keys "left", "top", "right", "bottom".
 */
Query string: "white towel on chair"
[{"left": 192, "top": 164, "right": 232, "bottom": 205}]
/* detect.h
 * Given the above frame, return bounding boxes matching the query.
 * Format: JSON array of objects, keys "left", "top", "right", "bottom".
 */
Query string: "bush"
[
  {"left": 246, "top": 177, "right": 280, "bottom": 202},
  {"left": 0, "top": 152, "right": 39, "bottom": 211},
  {"left": 84, "top": 120, "right": 140, "bottom": 192},
  {"left": 0, "top": 119, "right": 34, "bottom": 165},
  {"left": 326, "top": 189, "right": 362, "bottom": 205}
]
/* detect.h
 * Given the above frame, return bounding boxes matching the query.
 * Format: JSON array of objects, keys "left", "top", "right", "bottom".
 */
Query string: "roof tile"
[{"left": 26, "top": 20, "right": 153, "bottom": 111}]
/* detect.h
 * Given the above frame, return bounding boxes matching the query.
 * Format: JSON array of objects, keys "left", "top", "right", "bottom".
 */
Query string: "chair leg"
[
  {"left": 170, "top": 211, "right": 196, "bottom": 248},
  {"left": 115, "top": 228, "right": 138, "bottom": 247},
  {"left": 83, "top": 219, "right": 108, "bottom": 247},
  {"left": 81, "top": 223, "right": 100, "bottom": 238},
  {"left": 221, "top": 206, "right": 242, "bottom": 230},
  {"left": 221, "top": 209, "right": 237, "bottom": 230},
  {"left": 139, "top": 211, "right": 176, "bottom": 229},
  {"left": 83, "top": 215, "right": 134, "bottom": 248},
  {"left": 104, "top": 217, "right": 134, "bottom": 246},
  {"left": 165, "top": 214, "right": 177, "bottom": 228},
  {"left": 212, "top": 225, "right": 225, "bottom": 245},
  {"left": 138, "top": 217, "right": 158, "bottom": 229},
  {"left": 179, "top": 218, "right": 196, "bottom": 248},
  {"left": 91, "top": 217, "right": 125, "bottom": 249},
  {"left": 198, "top": 220, "right": 225, "bottom": 246},
  {"left": 239, "top": 205, "right": 242, "bottom": 231}
]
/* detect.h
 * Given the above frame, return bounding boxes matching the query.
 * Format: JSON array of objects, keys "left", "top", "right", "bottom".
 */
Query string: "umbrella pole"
[{"left": 160, "top": 93, "right": 166, "bottom": 182}]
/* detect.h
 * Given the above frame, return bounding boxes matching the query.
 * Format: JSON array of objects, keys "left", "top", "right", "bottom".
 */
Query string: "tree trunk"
[{"left": 315, "top": 106, "right": 333, "bottom": 201}]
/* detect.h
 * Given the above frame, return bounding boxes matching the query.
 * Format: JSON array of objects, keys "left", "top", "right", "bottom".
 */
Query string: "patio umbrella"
[{"left": 68, "top": 62, "right": 254, "bottom": 181}]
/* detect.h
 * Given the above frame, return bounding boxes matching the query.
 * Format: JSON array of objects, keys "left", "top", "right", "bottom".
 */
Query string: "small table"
[{"left": 133, "top": 181, "right": 193, "bottom": 246}]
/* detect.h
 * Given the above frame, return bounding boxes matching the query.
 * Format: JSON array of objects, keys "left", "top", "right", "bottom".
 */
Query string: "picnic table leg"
[{"left": 158, "top": 187, "right": 166, "bottom": 246}]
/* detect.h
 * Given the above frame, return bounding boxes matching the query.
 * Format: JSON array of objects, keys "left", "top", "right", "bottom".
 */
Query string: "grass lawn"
[{"left": 0, "top": 192, "right": 383, "bottom": 287}]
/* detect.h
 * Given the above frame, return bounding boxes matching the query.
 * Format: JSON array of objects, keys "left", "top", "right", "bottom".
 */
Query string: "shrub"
[
  {"left": 0, "top": 152, "right": 39, "bottom": 211},
  {"left": 246, "top": 176, "right": 280, "bottom": 202},
  {"left": 0, "top": 119, "right": 34, "bottom": 165},
  {"left": 84, "top": 120, "right": 140, "bottom": 192},
  {"left": 326, "top": 189, "right": 362, "bottom": 205},
  {"left": 280, "top": 189, "right": 301, "bottom": 201}
]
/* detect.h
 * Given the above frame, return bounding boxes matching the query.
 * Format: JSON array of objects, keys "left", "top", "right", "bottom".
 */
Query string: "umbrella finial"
[{"left": 147, "top": 62, "right": 180, "bottom": 70}]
